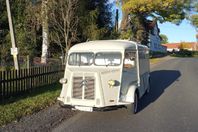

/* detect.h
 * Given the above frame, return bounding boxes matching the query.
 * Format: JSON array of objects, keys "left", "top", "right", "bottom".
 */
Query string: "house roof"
[
  {"left": 162, "top": 42, "right": 197, "bottom": 49},
  {"left": 162, "top": 43, "right": 180, "bottom": 49}
]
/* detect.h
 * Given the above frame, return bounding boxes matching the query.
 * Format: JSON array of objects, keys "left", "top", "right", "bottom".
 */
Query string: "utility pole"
[
  {"left": 196, "top": 34, "right": 198, "bottom": 51},
  {"left": 115, "top": 9, "right": 119, "bottom": 32},
  {"left": 6, "top": 0, "right": 19, "bottom": 70}
]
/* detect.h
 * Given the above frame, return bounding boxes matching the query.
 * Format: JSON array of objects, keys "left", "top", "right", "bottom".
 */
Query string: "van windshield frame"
[
  {"left": 94, "top": 52, "right": 122, "bottom": 66},
  {"left": 68, "top": 52, "right": 122, "bottom": 67},
  {"left": 68, "top": 52, "right": 94, "bottom": 66}
]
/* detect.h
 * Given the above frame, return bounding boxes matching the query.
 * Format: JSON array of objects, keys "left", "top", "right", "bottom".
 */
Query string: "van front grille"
[
  {"left": 72, "top": 77, "right": 83, "bottom": 99},
  {"left": 72, "top": 76, "right": 95, "bottom": 100},
  {"left": 84, "top": 77, "right": 95, "bottom": 100}
]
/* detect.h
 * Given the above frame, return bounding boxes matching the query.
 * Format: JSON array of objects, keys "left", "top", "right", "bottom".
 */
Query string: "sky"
[
  {"left": 158, "top": 20, "right": 197, "bottom": 43},
  {"left": 109, "top": 0, "right": 197, "bottom": 43}
]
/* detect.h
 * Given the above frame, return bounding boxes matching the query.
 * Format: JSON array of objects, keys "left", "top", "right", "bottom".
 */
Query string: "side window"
[{"left": 124, "top": 52, "right": 136, "bottom": 69}]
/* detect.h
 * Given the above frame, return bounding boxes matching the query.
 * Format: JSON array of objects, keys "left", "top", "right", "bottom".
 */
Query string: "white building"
[{"left": 162, "top": 42, "right": 198, "bottom": 52}]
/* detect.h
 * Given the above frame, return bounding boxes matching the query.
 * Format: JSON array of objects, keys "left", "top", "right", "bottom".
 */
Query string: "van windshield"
[
  {"left": 68, "top": 53, "right": 94, "bottom": 66},
  {"left": 95, "top": 52, "right": 121, "bottom": 66}
]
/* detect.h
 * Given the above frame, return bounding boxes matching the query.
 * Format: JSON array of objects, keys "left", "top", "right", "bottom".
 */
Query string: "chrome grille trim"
[
  {"left": 84, "top": 77, "right": 95, "bottom": 100},
  {"left": 72, "top": 76, "right": 95, "bottom": 100},
  {"left": 72, "top": 77, "right": 83, "bottom": 99}
]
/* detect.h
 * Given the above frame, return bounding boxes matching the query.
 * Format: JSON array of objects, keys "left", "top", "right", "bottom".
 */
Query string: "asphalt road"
[{"left": 53, "top": 57, "right": 198, "bottom": 132}]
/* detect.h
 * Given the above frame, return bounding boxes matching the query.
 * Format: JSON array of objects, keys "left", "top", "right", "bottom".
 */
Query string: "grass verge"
[
  {"left": 0, "top": 83, "right": 61, "bottom": 127},
  {"left": 150, "top": 58, "right": 161, "bottom": 64}
]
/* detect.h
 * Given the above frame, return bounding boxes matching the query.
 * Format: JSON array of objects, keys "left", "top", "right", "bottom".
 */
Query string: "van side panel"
[{"left": 138, "top": 46, "right": 150, "bottom": 97}]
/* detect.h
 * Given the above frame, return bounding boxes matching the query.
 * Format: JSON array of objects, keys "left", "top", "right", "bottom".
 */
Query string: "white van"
[{"left": 58, "top": 40, "right": 150, "bottom": 114}]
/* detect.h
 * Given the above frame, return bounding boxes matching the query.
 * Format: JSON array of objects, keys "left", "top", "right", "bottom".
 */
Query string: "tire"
[
  {"left": 58, "top": 101, "right": 73, "bottom": 109},
  {"left": 58, "top": 100, "right": 65, "bottom": 108},
  {"left": 127, "top": 91, "right": 138, "bottom": 114},
  {"left": 146, "top": 77, "right": 151, "bottom": 94}
]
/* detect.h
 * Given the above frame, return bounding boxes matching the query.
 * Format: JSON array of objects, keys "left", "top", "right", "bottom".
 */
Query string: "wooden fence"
[{"left": 0, "top": 65, "right": 65, "bottom": 101}]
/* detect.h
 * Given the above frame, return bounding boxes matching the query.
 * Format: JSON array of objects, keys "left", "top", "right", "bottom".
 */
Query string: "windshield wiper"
[{"left": 106, "top": 63, "right": 117, "bottom": 67}]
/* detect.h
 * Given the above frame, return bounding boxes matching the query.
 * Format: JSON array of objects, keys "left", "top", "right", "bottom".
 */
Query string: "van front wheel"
[
  {"left": 127, "top": 92, "right": 138, "bottom": 114},
  {"left": 146, "top": 77, "right": 151, "bottom": 94}
]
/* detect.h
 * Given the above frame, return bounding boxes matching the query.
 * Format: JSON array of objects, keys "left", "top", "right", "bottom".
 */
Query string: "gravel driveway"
[{"left": 0, "top": 103, "right": 77, "bottom": 132}]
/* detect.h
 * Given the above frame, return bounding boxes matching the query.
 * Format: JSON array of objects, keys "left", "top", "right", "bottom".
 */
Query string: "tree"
[
  {"left": 190, "top": 1, "right": 198, "bottom": 31},
  {"left": 28, "top": 0, "right": 52, "bottom": 64},
  {"left": 190, "top": 1, "right": 198, "bottom": 49},
  {"left": 81, "top": 9, "right": 103, "bottom": 40},
  {"left": 120, "top": 0, "right": 191, "bottom": 46},
  {"left": 41, "top": 0, "right": 49, "bottom": 64},
  {"left": 0, "top": 0, "right": 10, "bottom": 66},
  {"left": 49, "top": 0, "right": 79, "bottom": 63},
  {"left": 179, "top": 42, "right": 192, "bottom": 50},
  {"left": 160, "top": 34, "right": 168, "bottom": 44},
  {"left": 0, "top": 0, "right": 115, "bottom": 67},
  {"left": 191, "top": 15, "right": 198, "bottom": 30},
  {"left": 80, "top": 0, "right": 113, "bottom": 40},
  {"left": 1, "top": 0, "right": 37, "bottom": 67}
]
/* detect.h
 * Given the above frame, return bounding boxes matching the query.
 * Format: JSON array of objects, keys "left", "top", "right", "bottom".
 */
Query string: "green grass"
[
  {"left": 0, "top": 83, "right": 61, "bottom": 127},
  {"left": 150, "top": 58, "right": 161, "bottom": 64},
  {"left": 171, "top": 54, "right": 198, "bottom": 58},
  {"left": 194, "top": 55, "right": 198, "bottom": 58}
]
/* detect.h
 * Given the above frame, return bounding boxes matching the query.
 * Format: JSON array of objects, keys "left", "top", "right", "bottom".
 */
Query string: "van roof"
[{"left": 69, "top": 40, "right": 147, "bottom": 52}]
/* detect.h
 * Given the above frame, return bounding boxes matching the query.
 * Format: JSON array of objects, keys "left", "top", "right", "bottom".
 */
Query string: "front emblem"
[{"left": 80, "top": 80, "right": 88, "bottom": 89}]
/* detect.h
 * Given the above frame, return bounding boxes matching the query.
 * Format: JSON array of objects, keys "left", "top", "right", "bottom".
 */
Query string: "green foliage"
[
  {"left": 81, "top": 9, "right": 102, "bottom": 40},
  {"left": 120, "top": 0, "right": 192, "bottom": 46},
  {"left": 120, "top": 29, "right": 133, "bottom": 39},
  {"left": 0, "top": 0, "right": 38, "bottom": 67},
  {"left": 122, "top": 0, "right": 191, "bottom": 24},
  {"left": 0, "top": 83, "right": 61, "bottom": 126},
  {"left": 171, "top": 49, "right": 194, "bottom": 57},
  {"left": 160, "top": 34, "right": 169, "bottom": 44},
  {"left": 109, "top": 29, "right": 120, "bottom": 39},
  {"left": 191, "top": 15, "right": 198, "bottom": 29},
  {"left": 193, "top": 51, "right": 198, "bottom": 58},
  {"left": 0, "top": 0, "right": 115, "bottom": 66},
  {"left": 179, "top": 42, "right": 192, "bottom": 50},
  {"left": 188, "top": 1, "right": 198, "bottom": 43},
  {"left": 150, "top": 51, "right": 167, "bottom": 58},
  {"left": 79, "top": 0, "right": 113, "bottom": 41}
]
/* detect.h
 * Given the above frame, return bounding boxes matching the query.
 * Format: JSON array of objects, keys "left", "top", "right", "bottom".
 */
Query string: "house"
[
  {"left": 147, "top": 20, "right": 167, "bottom": 53},
  {"left": 120, "top": 16, "right": 166, "bottom": 53},
  {"left": 162, "top": 43, "right": 180, "bottom": 52},
  {"left": 162, "top": 42, "right": 198, "bottom": 52}
]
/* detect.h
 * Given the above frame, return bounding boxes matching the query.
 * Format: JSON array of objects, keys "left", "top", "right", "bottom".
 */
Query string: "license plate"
[{"left": 75, "top": 106, "right": 93, "bottom": 112}]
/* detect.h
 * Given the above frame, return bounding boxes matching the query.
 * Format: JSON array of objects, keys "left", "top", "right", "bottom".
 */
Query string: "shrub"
[
  {"left": 150, "top": 51, "right": 167, "bottom": 58},
  {"left": 171, "top": 49, "right": 194, "bottom": 57}
]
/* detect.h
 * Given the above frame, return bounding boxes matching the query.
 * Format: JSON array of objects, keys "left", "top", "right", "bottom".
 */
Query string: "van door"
[
  {"left": 120, "top": 51, "right": 138, "bottom": 100},
  {"left": 138, "top": 48, "right": 150, "bottom": 96}
]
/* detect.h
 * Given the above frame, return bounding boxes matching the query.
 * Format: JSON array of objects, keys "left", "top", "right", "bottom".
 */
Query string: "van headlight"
[
  {"left": 108, "top": 80, "right": 116, "bottom": 86},
  {"left": 59, "top": 78, "right": 67, "bottom": 84}
]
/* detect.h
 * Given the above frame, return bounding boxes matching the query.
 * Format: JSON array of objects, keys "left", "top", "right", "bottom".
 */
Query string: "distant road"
[{"left": 53, "top": 57, "right": 198, "bottom": 132}]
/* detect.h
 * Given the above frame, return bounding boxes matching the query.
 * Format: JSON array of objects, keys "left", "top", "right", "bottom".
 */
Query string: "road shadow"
[{"left": 138, "top": 70, "right": 181, "bottom": 112}]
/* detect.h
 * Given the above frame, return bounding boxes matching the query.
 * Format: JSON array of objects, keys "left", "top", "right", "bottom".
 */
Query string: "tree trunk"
[{"left": 41, "top": 0, "right": 49, "bottom": 64}]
